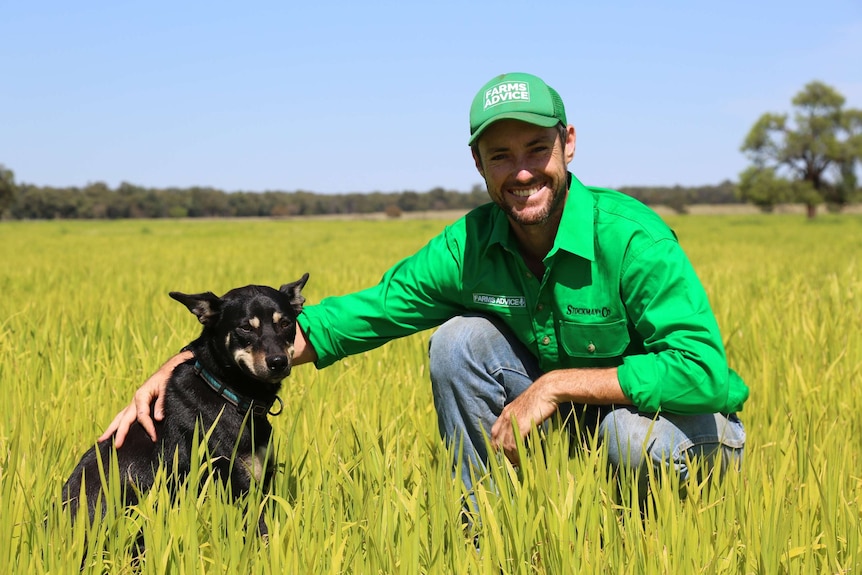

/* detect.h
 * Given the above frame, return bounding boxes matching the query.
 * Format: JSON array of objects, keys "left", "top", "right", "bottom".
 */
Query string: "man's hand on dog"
[{"left": 100, "top": 351, "right": 192, "bottom": 447}]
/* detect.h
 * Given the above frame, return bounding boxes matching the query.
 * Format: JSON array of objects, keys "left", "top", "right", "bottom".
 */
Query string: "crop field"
[{"left": 1, "top": 214, "right": 861, "bottom": 573}]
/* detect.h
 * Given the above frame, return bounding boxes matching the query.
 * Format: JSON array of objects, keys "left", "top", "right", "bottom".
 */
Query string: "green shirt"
[{"left": 298, "top": 175, "right": 749, "bottom": 414}]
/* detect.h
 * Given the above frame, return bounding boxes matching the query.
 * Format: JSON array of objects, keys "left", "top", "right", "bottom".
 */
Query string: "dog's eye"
[
  {"left": 237, "top": 325, "right": 253, "bottom": 334},
  {"left": 279, "top": 319, "right": 291, "bottom": 330}
]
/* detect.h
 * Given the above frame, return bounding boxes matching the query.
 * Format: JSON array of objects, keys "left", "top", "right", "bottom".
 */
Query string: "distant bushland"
[{"left": 1, "top": 179, "right": 750, "bottom": 220}]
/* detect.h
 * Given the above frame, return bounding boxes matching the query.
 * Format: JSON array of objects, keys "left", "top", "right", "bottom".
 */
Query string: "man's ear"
[{"left": 565, "top": 125, "right": 576, "bottom": 164}]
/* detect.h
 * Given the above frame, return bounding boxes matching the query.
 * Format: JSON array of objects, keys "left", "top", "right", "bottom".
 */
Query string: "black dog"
[{"left": 62, "top": 273, "right": 309, "bottom": 537}]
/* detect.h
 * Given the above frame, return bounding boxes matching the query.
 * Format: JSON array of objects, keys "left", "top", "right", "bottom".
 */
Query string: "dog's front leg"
[{"left": 230, "top": 445, "right": 273, "bottom": 538}]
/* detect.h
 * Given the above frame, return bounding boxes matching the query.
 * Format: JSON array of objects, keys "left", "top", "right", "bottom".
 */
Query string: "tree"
[
  {"left": 0, "top": 164, "right": 16, "bottom": 216},
  {"left": 739, "top": 81, "right": 862, "bottom": 217}
]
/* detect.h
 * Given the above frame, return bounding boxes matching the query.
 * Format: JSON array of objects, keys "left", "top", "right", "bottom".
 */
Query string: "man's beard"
[{"left": 500, "top": 177, "right": 569, "bottom": 227}]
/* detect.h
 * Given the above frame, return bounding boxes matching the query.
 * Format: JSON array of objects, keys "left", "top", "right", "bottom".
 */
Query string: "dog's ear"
[
  {"left": 169, "top": 291, "right": 222, "bottom": 326},
  {"left": 279, "top": 273, "right": 309, "bottom": 315}
]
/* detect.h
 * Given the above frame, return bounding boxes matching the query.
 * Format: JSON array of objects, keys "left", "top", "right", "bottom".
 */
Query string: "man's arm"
[
  {"left": 101, "top": 327, "right": 319, "bottom": 447},
  {"left": 617, "top": 238, "right": 748, "bottom": 414},
  {"left": 292, "top": 324, "right": 318, "bottom": 365},
  {"left": 490, "top": 367, "right": 629, "bottom": 465}
]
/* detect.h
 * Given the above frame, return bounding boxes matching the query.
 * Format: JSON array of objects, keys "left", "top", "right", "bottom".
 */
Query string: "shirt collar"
[
  {"left": 550, "top": 173, "right": 595, "bottom": 262},
  {"left": 486, "top": 173, "right": 595, "bottom": 262},
  {"left": 487, "top": 204, "right": 512, "bottom": 251}
]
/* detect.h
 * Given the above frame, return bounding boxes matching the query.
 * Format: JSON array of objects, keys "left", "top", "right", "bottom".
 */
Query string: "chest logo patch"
[{"left": 473, "top": 293, "right": 527, "bottom": 308}]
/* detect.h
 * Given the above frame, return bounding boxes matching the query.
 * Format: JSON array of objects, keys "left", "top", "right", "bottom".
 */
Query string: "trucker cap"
[{"left": 468, "top": 72, "right": 567, "bottom": 145}]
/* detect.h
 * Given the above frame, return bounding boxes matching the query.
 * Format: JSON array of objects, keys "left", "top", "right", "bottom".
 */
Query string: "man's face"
[{"left": 473, "top": 119, "right": 576, "bottom": 228}]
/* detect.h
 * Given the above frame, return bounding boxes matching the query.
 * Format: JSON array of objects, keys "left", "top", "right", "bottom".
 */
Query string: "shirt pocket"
[{"left": 559, "top": 318, "right": 630, "bottom": 359}]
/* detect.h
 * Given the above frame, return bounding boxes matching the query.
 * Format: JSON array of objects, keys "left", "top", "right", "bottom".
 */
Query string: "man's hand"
[
  {"left": 98, "top": 351, "right": 192, "bottom": 447},
  {"left": 490, "top": 378, "right": 559, "bottom": 466},
  {"left": 489, "top": 367, "right": 628, "bottom": 466}
]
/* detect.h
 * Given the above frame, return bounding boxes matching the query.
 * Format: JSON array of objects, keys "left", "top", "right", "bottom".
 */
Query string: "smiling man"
[{"left": 105, "top": 72, "right": 749, "bottom": 514}]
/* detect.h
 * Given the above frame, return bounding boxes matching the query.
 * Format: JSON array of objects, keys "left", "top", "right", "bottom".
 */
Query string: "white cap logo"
[{"left": 484, "top": 81, "right": 530, "bottom": 110}]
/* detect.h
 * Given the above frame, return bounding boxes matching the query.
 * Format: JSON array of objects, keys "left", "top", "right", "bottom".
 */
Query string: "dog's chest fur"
[{"left": 160, "top": 362, "right": 275, "bottom": 477}]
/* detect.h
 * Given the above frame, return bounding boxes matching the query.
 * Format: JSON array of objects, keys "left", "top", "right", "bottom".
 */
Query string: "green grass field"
[{"left": 1, "top": 214, "right": 860, "bottom": 573}]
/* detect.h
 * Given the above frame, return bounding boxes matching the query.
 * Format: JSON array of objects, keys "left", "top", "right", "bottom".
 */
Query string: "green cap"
[{"left": 468, "top": 72, "right": 567, "bottom": 145}]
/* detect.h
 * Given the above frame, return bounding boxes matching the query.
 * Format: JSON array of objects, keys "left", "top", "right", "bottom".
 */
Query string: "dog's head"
[{"left": 169, "top": 273, "right": 309, "bottom": 383}]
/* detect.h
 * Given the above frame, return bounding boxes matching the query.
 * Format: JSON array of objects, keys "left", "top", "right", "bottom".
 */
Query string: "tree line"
[
  {"left": 2, "top": 81, "right": 859, "bottom": 220},
  {"left": 0, "top": 175, "right": 746, "bottom": 220},
  {"left": 0, "top": 181, "right": 490, "bottom": 220}
]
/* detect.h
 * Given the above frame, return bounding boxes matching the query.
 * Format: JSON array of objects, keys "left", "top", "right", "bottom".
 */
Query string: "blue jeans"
[{"left": 429, "top": 314, "right": 746, "bottom": 501}]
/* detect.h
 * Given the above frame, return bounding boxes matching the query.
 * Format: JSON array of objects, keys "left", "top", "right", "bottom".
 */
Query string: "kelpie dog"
[{"left": 62, "top": 273, "right": 309, "bottom": 537}]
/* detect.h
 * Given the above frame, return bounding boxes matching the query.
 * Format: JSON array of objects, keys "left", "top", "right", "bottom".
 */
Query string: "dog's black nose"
[{"left": 267, "top": 355, "right": 288, "bottom": 373}]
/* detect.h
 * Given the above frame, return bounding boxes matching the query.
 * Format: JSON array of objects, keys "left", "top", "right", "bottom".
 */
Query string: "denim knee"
[
  {"left": 599, "top": 407, "right": 746, "bottom": 483},
  {"left": 429, "top": 315, "right": 498, "bottom": 387},
  {"left": 429, "top": 314, "right": 541, "bottom": 391}
]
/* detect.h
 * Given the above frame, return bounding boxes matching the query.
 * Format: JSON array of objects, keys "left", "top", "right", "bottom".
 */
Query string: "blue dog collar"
[{"left": 193, "top": 360, "right": 283, "bottom": 418}]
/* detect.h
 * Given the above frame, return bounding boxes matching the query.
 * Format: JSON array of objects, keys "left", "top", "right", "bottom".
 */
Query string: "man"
[{"left": 104, "top": 72, "right": 748, "bottom": 504}]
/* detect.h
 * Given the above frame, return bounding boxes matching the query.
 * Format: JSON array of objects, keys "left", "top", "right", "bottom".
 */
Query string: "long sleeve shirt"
[{"left": 297, "top": 174, "right": 749, "bottom": 414}]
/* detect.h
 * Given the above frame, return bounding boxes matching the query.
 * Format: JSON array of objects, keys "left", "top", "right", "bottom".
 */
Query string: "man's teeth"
[{"left": 511, "top": 186, "right": 542, "bottom": 198}]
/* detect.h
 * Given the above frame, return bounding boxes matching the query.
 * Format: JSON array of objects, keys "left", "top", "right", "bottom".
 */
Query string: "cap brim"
[{"left": 468, "top": 112, "right": 561, "bottom": 145}]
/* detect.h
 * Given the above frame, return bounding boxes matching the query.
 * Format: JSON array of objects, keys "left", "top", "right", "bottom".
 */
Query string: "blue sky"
[{"left": 2, "top": 1, "right": 860, "bottom": 194}]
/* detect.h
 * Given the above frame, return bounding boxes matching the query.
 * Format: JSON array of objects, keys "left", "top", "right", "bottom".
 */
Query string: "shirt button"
[
  {"left": 586, "top": 343, "right": 596, "bottom": 353},
  {"left": 536, "top": 303, "right": 544, "bottom": 311},
  {"left": 541, "top": 336, "right": 551, "bottom": 345}
]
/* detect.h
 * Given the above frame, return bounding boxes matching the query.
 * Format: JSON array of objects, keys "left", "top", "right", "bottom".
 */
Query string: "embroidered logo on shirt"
[
  {"left": 567, "top": 305, "right": 612, "bottom": 318},
  {"left": 473, "top": 293, "right": 527, "bottom": 308}
]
